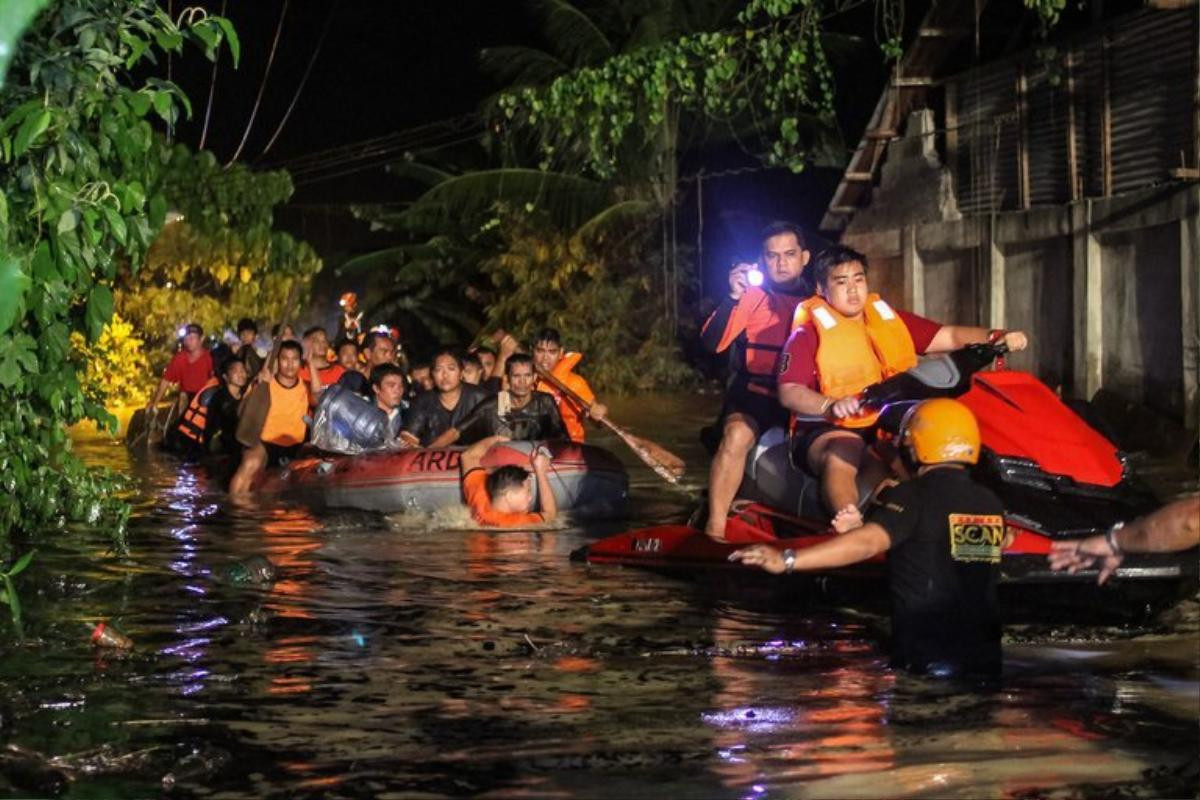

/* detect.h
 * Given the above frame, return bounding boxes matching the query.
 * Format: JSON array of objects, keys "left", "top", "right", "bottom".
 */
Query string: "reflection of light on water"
[
  {"left": 160, "top": 637, "right": 211, "bottom": 661},
  {"left": 703, "top": 706, "right": 797, "bottom": 733},
  {"left": 177, "top": 616, "right": 228, "bottom": 633}
]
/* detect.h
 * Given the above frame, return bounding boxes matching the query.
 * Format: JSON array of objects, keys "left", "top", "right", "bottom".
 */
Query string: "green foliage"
[
  {"left": 479, "top": 208, "right": 695, "bottom": 392},
  {"left": 117, "top": 147, "right": 321, "bottom": 366},
  {"left": 497, "top": 0, "right": 838, "bottom": 177},
  {"left": 0, "top": 1, "right": 49, "bottom": 91},
  {"left": 0, "top": 549, "right": 36, "bottom": 635},
  {"left": 0, "top": 0, "right": 235, "bottom": 557}
]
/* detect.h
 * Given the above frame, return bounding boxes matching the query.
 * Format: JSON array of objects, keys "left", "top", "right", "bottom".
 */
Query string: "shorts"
[
  {"left": 720, "top": 379, "right": 788, "bottom": 433},
  {"left": 264, "top": 442, "right": 302, "bottom": 467},
  {"left": 789, "top": 421, "right": 875, "bottom": 475}
]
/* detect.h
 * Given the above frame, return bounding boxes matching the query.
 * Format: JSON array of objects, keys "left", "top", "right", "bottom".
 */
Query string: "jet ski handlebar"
[{"left": 855, "top": 341, "right": 1009, "bottom": 412}]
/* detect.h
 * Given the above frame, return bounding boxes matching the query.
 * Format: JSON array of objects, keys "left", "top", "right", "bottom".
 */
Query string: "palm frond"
[
  {"left": 479, "top": 45, "right": 569, "bottom": 87},
  {"left": 573, "top": 199, "right": 658, "bottom": 242},
  {"left": 402, "top": 168, "right": 615, "bottom": 232},
  {"left": 528, "top": 0, "right": 614, "bottom": 66}
]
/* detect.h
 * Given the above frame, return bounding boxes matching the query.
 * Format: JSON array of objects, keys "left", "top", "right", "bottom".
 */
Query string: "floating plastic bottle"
[
  {"left": 88, "top": 621, "right": 133, "bottom": 649},
  {"left": 220, "top": 555, "right": 278, "bottom": 585}
]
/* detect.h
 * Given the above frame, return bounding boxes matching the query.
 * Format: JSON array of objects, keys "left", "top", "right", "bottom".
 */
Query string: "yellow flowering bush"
[{"left": 70, "top": 313, "right": 151, "bottom": 409}]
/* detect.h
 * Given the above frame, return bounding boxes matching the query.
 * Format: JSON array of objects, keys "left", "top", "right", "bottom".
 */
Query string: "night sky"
[{"left": 162, "top": 1, "right": 889, "bottom": 290}]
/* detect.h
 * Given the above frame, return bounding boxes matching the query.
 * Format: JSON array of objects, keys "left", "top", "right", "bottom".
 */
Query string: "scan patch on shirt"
[{"left": 948, "top": 513, "right": 1004, "bottom": 563}]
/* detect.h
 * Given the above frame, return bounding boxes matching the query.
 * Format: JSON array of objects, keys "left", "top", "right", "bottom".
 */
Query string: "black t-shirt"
[
  {"left": 401, "top": 384, "right": 487, "bottom": 446},
  {"left": 455, "top": 390, "right": 566, "bottom": 444},
  {"left": 203, "top": 385, "right": 242, "bottom": 456},
  {"left": 337, "top": 369, "right": 371, "bottom": 398},
  {"left": 867, "top": 467, "right": 1005, "bottom": 675}
]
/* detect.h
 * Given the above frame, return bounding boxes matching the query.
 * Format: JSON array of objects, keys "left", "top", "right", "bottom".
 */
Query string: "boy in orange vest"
[
  {"left": 531, "top": 327, "right": 607, "bottom": 443},
  {"left": 778, "top": 245, "right": 1028, "bottom": 533}
]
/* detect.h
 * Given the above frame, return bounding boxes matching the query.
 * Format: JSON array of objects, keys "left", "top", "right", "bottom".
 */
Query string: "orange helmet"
[
  {"left": 339, "top": 291, "right": 358, "bottom": 311},
  {"left": 901, "top": 398, "right": 981, "bottom": 465}
]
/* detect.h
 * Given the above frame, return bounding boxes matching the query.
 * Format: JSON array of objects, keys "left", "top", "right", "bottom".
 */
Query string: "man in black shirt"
[
  {"left": 731, "top": 398, "right": 1005, "bottom": 676},
  {"left": 400, "top": 350, "right": 487, "bottom": 447},
  {"left": 428, "top": 353, "right": 566, "bottom": 447},
  {"left": 203, "top": 357, "right": 250, "bottom": 457}
]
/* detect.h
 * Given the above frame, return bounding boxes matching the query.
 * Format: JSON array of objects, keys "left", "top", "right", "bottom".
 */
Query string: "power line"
[
  {"left": 259, "top": 0, "right": 339, "bottom": 158},
  {"left": 198, "top": 0, "right": 227, "bottom": 151},
  {"left": 227, "top": 0, "right": 290, "bottom": 166}
]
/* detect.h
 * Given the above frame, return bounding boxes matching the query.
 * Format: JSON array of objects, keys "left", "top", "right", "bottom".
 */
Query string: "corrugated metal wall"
[
  {"left": 954, "top": 66, "right": 1020, "bottom": 213},
  {"left": 948, "top": 6, "right": 1197, "bottom": 210},
  {"left": 1107, "top": 9, "right": 1197, "bottom": 194}
]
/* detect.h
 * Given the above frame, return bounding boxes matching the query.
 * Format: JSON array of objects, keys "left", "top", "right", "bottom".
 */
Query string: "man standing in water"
[
  {"left": 400, "top": 350, "right": 487, "bottom": 446},
  {"left": 731, "top": 399, "right": 1006, "bottom": 676},
  {"left": 701, "top": 222, "right": 813, "bottom": 541},
  {"left": 147, "top": 323, "right": 214, "bottom": 411},
  {"left": 229, "top": 341, "right": 309, "bottom": 494},
  {"left": 531, "top": 327, "right": 607, "bottom": 443},
  {"left": 428, "top": 354, "right": 565, "bottom": 447}
]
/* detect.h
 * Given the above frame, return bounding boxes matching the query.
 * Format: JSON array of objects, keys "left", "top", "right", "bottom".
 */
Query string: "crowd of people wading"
[{"left": 142, "top": 221, "right": 1199, "bottom": 677}]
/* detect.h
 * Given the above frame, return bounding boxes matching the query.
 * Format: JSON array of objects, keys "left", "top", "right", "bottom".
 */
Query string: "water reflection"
[{"left": 0, "top": 406, "right": 1194, "bottom": 797}]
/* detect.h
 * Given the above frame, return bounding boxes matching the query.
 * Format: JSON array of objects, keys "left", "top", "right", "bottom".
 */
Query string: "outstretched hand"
[
  {"left": 728, "top": 544, "right": 786, "bottom": 574},
  {"left": 1003, "top": 331, "right": 1029, "bottom": 352},
  {"left": 1048, "top": 536, "right": 1123, "bottom": 584},
  {"left": 588, "top": 402, "right": 608, "bottom": 422}
]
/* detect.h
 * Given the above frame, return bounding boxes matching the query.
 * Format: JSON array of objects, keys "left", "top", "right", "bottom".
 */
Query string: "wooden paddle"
[{"left": 534, "top": 364, "right": 686, "bottom": 485}]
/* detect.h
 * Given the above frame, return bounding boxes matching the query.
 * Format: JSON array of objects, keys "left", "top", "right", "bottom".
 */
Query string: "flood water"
[{"left": 1, "top": 393, "right": 1197, "bottom": 798}]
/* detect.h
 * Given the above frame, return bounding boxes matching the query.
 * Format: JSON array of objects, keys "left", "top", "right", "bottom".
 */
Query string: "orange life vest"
[
  {"left": 536, "top": 352, "right": 594, "bottom": 443},
  {"left": 793, "top": 293, "right": 918, "bottom": 428},
  {"left": 259, "top": 376, "right": 309, "bottom": 446},
  {"left": 176, "top": 378, "right": 221, "bottom": 444},
  {"left": 704, "top": 286, "right": 806, "bottom": 391}
]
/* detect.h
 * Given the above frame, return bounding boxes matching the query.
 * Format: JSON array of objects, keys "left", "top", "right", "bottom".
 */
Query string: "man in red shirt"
[
  {"left": 778, "top": 245, "right": 1028, "bottom": 532},
  {"left": 147, "top": 323, "right": 214, "bottom": 411},
  {"left": 700, "top": 221, "right": 813, "bottom": 541}
]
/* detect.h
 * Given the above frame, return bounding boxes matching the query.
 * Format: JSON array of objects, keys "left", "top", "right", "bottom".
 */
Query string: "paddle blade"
[{"left": 622, "top": 431, "right": 685, "bottom": 481}]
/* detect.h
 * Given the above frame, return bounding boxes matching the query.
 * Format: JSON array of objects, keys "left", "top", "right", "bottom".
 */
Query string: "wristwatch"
[
  {"left": 782, "top": 548, "right": 796, "bottom": 574},
  {"left": 1106, "top": 521, "right": 1125, "bottom": 555}
]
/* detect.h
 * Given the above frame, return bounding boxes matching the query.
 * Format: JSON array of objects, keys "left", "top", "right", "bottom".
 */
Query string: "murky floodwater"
[{"left": 1, "top": 393, "right": 1197, "bottom": 798}]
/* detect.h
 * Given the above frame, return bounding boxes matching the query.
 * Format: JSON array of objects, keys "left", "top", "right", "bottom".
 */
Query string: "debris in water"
[
  {"left": 161, "top": 746, "right": 231, "bottom": 791},
  {"left": 88, "top": 621, "right": 133, "bottom": 649},
  {"left": 1, "top": 745, "right": 70, "bottom": 796}
]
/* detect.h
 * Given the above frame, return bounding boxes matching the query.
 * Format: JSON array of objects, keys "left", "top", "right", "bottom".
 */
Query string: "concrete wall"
[{"left": 839, "top": 113, "right": 1199, "bottom": 428}]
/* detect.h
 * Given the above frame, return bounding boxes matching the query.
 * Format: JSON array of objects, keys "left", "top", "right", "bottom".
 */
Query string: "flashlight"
[
  {"left": 339, "top": 297, "right": 348, "bottom": 308},
  {"left": 177, "top": 324, "right": 189, "bottom": 339},
  {"left": 747, "top": 268, "right": 764, "bottom": 287},
  {"left": 370, "top": 324, "right": 390, "bottom": 334}
]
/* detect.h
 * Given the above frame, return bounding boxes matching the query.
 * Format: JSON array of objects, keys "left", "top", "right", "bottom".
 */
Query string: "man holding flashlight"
[{"left": 700, "top": 221, "right": 814, "bottom": 541}]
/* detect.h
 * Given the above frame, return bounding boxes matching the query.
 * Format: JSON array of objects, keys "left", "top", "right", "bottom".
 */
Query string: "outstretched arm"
[
  {"left": 730, "top": 523, "right": 892, "bottom": 573},
  {"left": 531, "top": 450, "right": 557, "bottom": 523},
  {"left": 460, "top": 435, "right": 509, "bottom": 473},
  {"left": 926, "top": 326, "right": 1028, "bottom": 354}
]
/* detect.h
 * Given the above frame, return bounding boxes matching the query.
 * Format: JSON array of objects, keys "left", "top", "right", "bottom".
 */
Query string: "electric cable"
[
  {"left": 259, "top": 0, "right": 339, "bottom": 157},
  {"left": 227, "top": 0, "right": 290, "bottom": 166}
]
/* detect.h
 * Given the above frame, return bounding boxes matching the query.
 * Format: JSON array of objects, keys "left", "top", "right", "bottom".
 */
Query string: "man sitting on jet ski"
[{"left": 778, "top": 245, "right": 1029, "bottom": 533}]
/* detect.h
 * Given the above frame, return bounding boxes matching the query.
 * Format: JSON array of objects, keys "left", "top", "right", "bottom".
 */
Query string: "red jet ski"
[{"left": 579, "top": 344, "right": 1196, "bottom": 617}]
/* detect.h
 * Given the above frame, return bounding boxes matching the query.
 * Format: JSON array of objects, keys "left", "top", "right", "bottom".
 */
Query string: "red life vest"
[
  {"left": 704, "top": 286, "right": 806, "bottom": 392},
  {"left": 176, "top": 378, "right": 221, "bottom": 444},
  {"left": 794, "top": 294, "right": 918, "bottom": 429}
]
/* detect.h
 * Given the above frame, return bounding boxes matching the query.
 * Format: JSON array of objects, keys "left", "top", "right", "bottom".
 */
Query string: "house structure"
[{"left": 820, "top": 0, "right": 1199, "bottom": 431}]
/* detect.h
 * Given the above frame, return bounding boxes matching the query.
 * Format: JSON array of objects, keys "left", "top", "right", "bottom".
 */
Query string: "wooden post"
[
  {"left": 1101, "top": 35, "right": 1113, "bottom": 196},
  {"left": 945, "top": 80, "right": 959, "bottom": 178},
  {"left": 1066, "top": 45, "right": 1081, "bottom": 202},
  {"left": 1181, "top": 196, "right": 1199, "bottom": 429},
  {"left": 1017, "top": 63, "right": 1031, "bottom": 209},
  {"left": 903, "top": 226, "right": 925, "bottom": 315}
]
